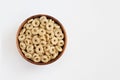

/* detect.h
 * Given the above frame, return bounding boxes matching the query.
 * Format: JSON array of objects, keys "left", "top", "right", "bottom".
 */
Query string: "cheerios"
[
  {"left": 26, "top": 23, "right": 33, "bottom": 30},
  {"left": 32, "top": 19, "right": 40, "bottom": 27},
  {"left": 33, "top": 56, "right": 41, "bottom": 62},
  {"left": 27, "top": 19, "right": 33, "bottom": 23},
  {"left": 41, "top": 55, "right": 49, "bottom": 63},
  {"left": 20, "top": 28, "right": 26, "bottom": 35},
  {"left": 32, "top": 36, "right": 40, "bottom": 44},
  {"left": 38, "top": 28, "right": 46, "bottom": 35},
  {"left": 46, "top": 22, "right": 53, "bottom": 30},
  {"left": 25, "top": 39, "right": 32, "bottom": 45},
  {"left": 49, "top": 46, "right": 56, "bottom": 54},
  {"left": 20, "top": 42, "right": 26, "bottom": 50},
  {"left": 25, "top": 30, "right": 32, "bottom": 36},
  {"left": 35, "top": 45, "right": 43, "bottom": 54},
  {"left": 55, "top": 46, "right": 62, "bottom": 52},
  {"left": 58, "top": 40, "right": 64, "bottom": 46},
  {"left": 51, "top": 37, "right": 58, "bottom": 45},
  {"left": 18, "top": 34, "right": 25, "bottom": 41},
  {"left": 25, "top": 53, "right": 32, "bottom": 59},
  {"left": 31, "top": 27, "right": 38, "bottom": 35}
]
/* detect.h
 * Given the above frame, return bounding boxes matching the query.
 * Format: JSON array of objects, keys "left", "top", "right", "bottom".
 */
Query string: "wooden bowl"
[{"left": 16, "top": 14, "right": 67, "bottom": 65}]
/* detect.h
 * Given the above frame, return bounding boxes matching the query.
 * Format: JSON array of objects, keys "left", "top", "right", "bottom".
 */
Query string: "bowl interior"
[{"left": 16, "top": 14, "right": 67, "bottom": 65}]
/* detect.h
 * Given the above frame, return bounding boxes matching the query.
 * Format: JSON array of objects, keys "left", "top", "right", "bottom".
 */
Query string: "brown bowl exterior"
[{"left": 16, "top": 14, "right": 67, "bottom": 65}]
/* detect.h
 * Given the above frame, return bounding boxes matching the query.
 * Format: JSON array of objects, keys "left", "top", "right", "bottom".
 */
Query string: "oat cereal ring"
[
  {"left": 47, "top": 31, "right": 54, "bottom": 38},
  {"left": 22, "top": 50, "right": 27, "bottom": 54},
  {"left": 40, "top": 41, "right": 46, "bottom": 46},
  {"left": 26, "top": 35, "right": 32, "bottom": 39},
  {"left": 25, "top": 53, "right": 32, "bottom": 59},
  {"left": 18, "top": 34, "right": 25, "bottom": 41},
  {"left": 49, "top": 46, "right": 56, "bottom": 54},
  {"left": 27, "top": 19, "right": 33, "bottom": 23},
  {"left": 40, "top": 36, "right": 46, "bottom": 41},
  {"left": 25, "top": 23, "right": 33, "bottom": 30},
  {"left": 38, "top": 28, "right": 46, "bottom": 35},
  {"left": 32, "top": 36, "right": 40, "bottom": 44},
  {"left": 49, "top": 19, "right": 54, "bottom": 24},
  {"left": 32, "top": 53, "right": 39, "bottom": 58},
  {"left": 57, "top": 33, "right": 64, "bottom": 40},
  {"left": 31, "top": 27, "right": 38, "bottom": 35},
  {"left": 51, "top": 51, "right": 59, "bottom": 59},
  {"left": 35, "top": 45, "right": 44, "bottom": 54},
  {"left": 44, "top": 45, "right": 50, "bottom": 51},
  {"left": 40, "top": 16, "right": 47, "bottom": 21},
  {"left": 41, "top": 18, "right": 48, "bottom": 26},
  {"left": 45, "top": 34, "right": 50, "bottom": 41},
  {"left": 26, "top": 45, "right": 34, "bottom": 54},
  {"left": 46, "top": 22, "right": 54, "bottom": 30},
  {"left": 25, "top": 30, "right": 32, "bottom": 36},
  {"left": 20, "top": 42, "right": 26, "bottom": 50},
  {"left": 54, "top": 29, "right": 62, "bottom": 37},
  {"left": 33, "top": 56, "right": 41, "bottom": 62},
  {"left": 25, "top": 39, "right": 32, "bottom": 45},
  {"left": 40, "top": 24, "right": 45, "bottom": 29},
  {"left": 51, "top": 37, "right": 58, "bottom": 45},
  {"left": 55, "top": 46, "right": 62, "bottom": 52},
  {"left": 53, "top": 24, "right": 60, "bottom": 30},
  {"left": 20, "top": 28, "right": 26, "bottom": 35},
  {"left": 58, "top": 40, "right": 64, "bottom": 46},
  {"left": 32, "top": 19, "right": 40, "bottom": 27},
  {"left": 41, "top": 55, "right": 49, "bottom": 63}
]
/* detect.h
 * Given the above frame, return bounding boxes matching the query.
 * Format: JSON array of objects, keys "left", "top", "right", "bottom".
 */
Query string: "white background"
[{"left": 0, "top": 0, "right": 120, "bottom": 80}]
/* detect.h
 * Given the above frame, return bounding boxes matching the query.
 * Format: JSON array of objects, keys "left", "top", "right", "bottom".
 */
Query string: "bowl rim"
[{"left": 16, "top": 14, "right": 67, "bottom": 65}]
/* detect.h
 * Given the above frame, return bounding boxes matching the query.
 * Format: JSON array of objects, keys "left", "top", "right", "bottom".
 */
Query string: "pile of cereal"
[{"left": 18, "top": 16, "right": 65, "bottom": 63}]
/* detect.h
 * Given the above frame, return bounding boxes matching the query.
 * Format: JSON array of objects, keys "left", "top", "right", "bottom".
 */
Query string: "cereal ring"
[
  {"left": 25, "top": 39, "right": 32, "bottom": 45},
  {"left": 53, "top": 24, "right": 60, "bottom": 30},
  {"left": 27, "top": 19, "right": 33, "bottom": 23},
  {"left": 55, "top": 46, "right": 62, "bottom": 52},
  {"left": 41, "top": 55, "right": 49, "bottom": 63},
  {"left": 51, "top": 51, "right": 59, "bottom": 59},
  {"left": 40, "top": 16, "right": 47, "bottom": 21},
  {"left": 51, "top": 37, "right": 58, "bottom": 45},
  {"left": 41, "top": 18, "right": 48, "bottom": 26},
  {"left": 46, "top": 22, "right": 53, "bottom": 30},
  {"left": 31, "top": 27, "right": 38, "bottom": 35},
  {"left": 32, "top": 19, "right": 40, "bottom": 27},
  {"left": 49, "top": 19, "right": 54, "bottom": 24},
  {"left": 49, "top": 46, "right": 56, "bottom": 54},
  {"left": 57, "top": 33, "right": 64, "bottom": 40},
  {"left": 33, "top": 56, "right": 41, "bottom": 62},
  {"left": 38, "top": 28, "right": 46, "bottom": 35},
  {"left": 18, "top": 34, "right": 25, "bottom": 41},
  {"left": 44, "top": 45, "right": 50, "bottom": 51},
  {"left": 26, "top": 23, "right": 33, "bottom": 30},
  {"left": 54, "top": 29, "right": 62, "bottom": 37},
  {"left": 40, "top": 24, "right": 45, "bottom": 29},
  {"left": 25, "top": 53, "right": 32, "bottom": 59},
  {"left": 25, "top": 30, "right": 32, "bottom": 36},
  {"left": 32, "top": 53, "right": 39, "bottom": 58},
  {"left": 58, "top": 40, "right": 64, "bottom": 46},
  {"left": 35, "top": 45, "right": 44, "bottom": 54},
  {"left": 20, "top": 28, "right": 26, "bottom": 35},
  {"left": 20, "top": 42, "right": 26, "bottom": 50},
  {"left": 32, "top": 36, "right": 40, "bottom": 44},
  {"left": 40, "top": 36, "right": 46, "bottom": 41},
  {"left": 47, "top": 31, "right": 54, "bottom": 38},
  {"left": 22, "top": 50, "right": 27, "bottom": 54},
  {"left": 40, "top": 41, "right": 46, "bottom": 46},
  {"left": 26, "top": 35, "right": 32, "bottom": 39},
  {"left": 45, "top": 34, "right": 50, "bottom": 41},
  {"left": 26, "top": 45, "right": 34, "bottom": 54}
]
